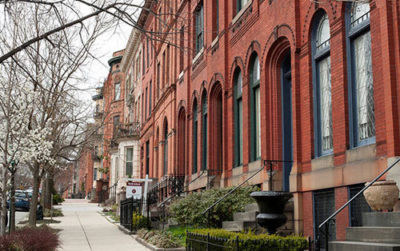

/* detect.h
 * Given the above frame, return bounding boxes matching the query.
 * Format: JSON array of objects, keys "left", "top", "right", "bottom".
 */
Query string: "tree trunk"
[
  {"left": 43, "top": 176, "right": 54, "bottom": 209},
  {"left": 1, "top": 167, "right": 8, "bottom": 235},
  {"left": 29, "top": 165, "right": 40, "bottom": 226},
  {"left": 9, "top": 170, "right": 16, "bottom": 233}
]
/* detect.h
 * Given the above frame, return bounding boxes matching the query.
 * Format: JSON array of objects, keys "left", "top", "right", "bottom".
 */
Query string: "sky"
[{"left": 79, "top": 22, "right": 132, "bottom": 104}]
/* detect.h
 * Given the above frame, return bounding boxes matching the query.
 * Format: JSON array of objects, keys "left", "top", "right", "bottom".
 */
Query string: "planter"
[
  {"left": 250, "top": 191, "right": 292, "bottom": 234},
  {"left": 363, "top": 180, "right": 399, "bottom": 211}
]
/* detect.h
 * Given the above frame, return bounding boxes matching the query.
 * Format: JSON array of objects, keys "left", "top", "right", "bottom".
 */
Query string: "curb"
[{"left": 133, "top": 236, "right": 185, "bottom": 251}]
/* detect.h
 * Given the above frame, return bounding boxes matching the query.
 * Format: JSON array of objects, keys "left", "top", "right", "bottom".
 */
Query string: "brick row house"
[{"left": 94, "top": 0, "right": 400, "bottom": 245}]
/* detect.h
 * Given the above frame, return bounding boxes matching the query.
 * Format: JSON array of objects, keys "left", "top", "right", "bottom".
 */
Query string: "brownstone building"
[{"left": 120, "top": 0, "right": 400, "bottom": 245}]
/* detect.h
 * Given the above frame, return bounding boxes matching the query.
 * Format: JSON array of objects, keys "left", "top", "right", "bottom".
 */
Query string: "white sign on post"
[{"left": 126, "top": 181, "right": 143, "bottom": 199}]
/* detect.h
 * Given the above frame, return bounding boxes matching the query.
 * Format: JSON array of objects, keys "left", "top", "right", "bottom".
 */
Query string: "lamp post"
[{"left": 8, "top": 159, "right": 19, "bottom": 233}]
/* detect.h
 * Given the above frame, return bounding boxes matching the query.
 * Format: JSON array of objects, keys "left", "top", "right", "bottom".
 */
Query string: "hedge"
[{"left": 187, "top": 229, "right": 309, "bottom": 251}]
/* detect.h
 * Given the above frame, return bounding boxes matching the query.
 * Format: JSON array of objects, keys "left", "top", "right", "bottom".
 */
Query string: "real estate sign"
[{"left": 126, "top": 181, "right": 143, "bottom": 199}]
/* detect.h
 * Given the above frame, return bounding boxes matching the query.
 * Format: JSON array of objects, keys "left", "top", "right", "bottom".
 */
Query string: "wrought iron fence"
[
  {"left": 120, "top": 197, "right": 142, "bottom": 231},
  {"left": 186, "top": 232, "right": 311, "bottom": 251}
]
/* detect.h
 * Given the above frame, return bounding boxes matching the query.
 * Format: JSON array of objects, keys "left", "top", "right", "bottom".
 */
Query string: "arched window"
[
  {"left": 234, "top": 69, "right": 243, "bottom": 166},
  {"left": 313, "top": 13, "right": 333, "bottom": 157},
  {"left": 250, "top": 54, "right": 261, "bottom": 161},
  {"left": 201, "top": 91, "right": 208, "bottom": 170},
  {"left": 163, "top": 121, "right": 168, "bottom": 175},
  {"left": 346, "top": 3, "right": 374, "bottom": 147},
  {"left": 193, "top": 100, "right": 198, "bottom": 173}
]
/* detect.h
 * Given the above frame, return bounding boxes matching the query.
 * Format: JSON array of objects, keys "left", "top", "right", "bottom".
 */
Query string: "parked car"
[{"left": 7, "top": 191, "right": 30, "bottom": 211}]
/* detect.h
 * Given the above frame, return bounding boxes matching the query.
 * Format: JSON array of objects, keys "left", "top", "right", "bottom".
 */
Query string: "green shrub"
[
  {"left": 132, "top": 212, "right": 148, "bottom": 230},
  {"left": 169, "top": 186, "right": 259, "bottom": 228},
  {"left": 44, "top": 208, "right": 63, "bottom": 217},
  {"left": 188, "top": 229, "right": 309, "bottom": 251},
  {"left": 52, "top": 194, "right": 64, "bottom": 205},
  {"left": 111, "top": 204, "right": 118, "bottom": 212}
]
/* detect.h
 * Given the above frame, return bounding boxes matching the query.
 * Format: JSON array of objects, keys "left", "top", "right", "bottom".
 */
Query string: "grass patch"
[{"left": 166, "top": 226, "right": 194, "bottom": 246}]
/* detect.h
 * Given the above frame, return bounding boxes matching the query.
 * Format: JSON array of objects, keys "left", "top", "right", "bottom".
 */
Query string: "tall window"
[
  {"left": 194, "top": 2, "right": 204, "bottom": 54},
  {"left": 114, "top": 82, "right": 121, "bottom": 100},
  {"left": 236, "top": 0, "right": 249, "bottom": 14},
  {"left": 234, "top": 69, "right": 243, "bottom": 166},
  {"left": 113, "top": 115, "right": 120, "bottom": 133},
  {"left": 126, "top": 147, "right": 133, "bottom": 176},
  {"left": 250, "top": 54, "right": 261, "bottom": 161},
  {"left": 347, "top": 3, "right": 374, "bottom": 147},
  {"left": 162, "top": 51, "right": 166, "bottom": 88},
  {"left": 142, "top": 48, "right": 145, "bottom": 75},
  {"left": 145, "top": 87, "right": 148, "bottom": 119},
  {"left": 166, "top": 45, "right": 170, "bottom": 85},
  {"left": 201, "top": 92, "right": 208, "bottom": 170},
  {"left": 149, "top": 81, "right": 152, "bottom": 116},
  {"left": 157, "top": 62, "right": 160, "bottom": 98},
  {"left": 313, "top": 13, "right": 333, "bottom": 156},
  {"left": 93, "top": 168, "right": 97, "bottom": 181},
  {"left": 163, "top": 122, "right": 168, "bottom": 175},
  {"left": 212, "top": 0, "right": 219, "bottom": 40},
  {"left": 193, "top": 100, "right": 198, "bottom": 173},
  {"left": 146, "top": 38, "right": 149, "bottom": 68},
  {"left": 146, "top": 141, "right": 150, "bottom": 175},
  {"left": 180, "top": 26, "right": 184, "bottom": 72}
]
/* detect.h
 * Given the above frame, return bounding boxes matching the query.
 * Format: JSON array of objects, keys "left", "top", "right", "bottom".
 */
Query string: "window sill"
[
  {"left": 211, "top": 36, "right": 219, "bottom": 48},
  {"left": 192, "top": 47, "right": 204, "bottom": 65},
  {"left": 232, "top": 0, "right": 252, "bottom": 25},
  {"left": 178, "top": 71, "right": 184, "bottom": 81}
]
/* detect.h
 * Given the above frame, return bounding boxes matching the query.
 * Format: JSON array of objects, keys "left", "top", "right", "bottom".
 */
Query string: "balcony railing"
[{"left": 115, "top": 122, "right": 140, "bottom": 139}]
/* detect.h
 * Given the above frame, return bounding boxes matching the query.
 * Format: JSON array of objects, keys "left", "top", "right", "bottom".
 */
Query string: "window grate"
[
  {"left": 314, "top": 189, "right": 335, "bottom": 250},
  {"left": 349, "top": 184, "right": 371, "bottom": 227}
]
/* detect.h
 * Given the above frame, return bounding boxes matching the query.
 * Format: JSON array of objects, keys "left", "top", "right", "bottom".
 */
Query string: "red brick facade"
[{"left": 132, "top": 0, "right": 400, "bottom": 239}]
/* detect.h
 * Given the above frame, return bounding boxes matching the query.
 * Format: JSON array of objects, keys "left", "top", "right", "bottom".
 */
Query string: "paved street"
[{"left": 57, "top": 199, "right": 149, "bottom": 251}]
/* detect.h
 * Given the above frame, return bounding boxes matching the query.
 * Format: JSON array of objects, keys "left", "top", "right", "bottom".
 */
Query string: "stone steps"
[
  {"left": 222, "top": 220, "right": 258, "bottom": 232},
  {"left": 222, "top": 199, "right": 294, "bottom": 234},
  {"left": 346, "top": 227, "right": 400, "bottom": 244},
  {"left": 329, "top": 241, "right": 400, "bottom": 251},
  {"left": 328, "top": 212, "right": 400, "bottom": 251}
]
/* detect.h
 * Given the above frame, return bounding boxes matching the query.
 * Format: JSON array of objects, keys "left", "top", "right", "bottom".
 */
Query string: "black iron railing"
[
  {"left": 316, "top": 158, "right": 400, "bottom": 250},
  {"left": 201, "top": 160, "right": 291, "bottom": 227},
  {"left": 146, "top": 175, "right": 185, "bottom": 207},
  {"left": 120, "top": 197, "right": 142, "bottom": 231}
]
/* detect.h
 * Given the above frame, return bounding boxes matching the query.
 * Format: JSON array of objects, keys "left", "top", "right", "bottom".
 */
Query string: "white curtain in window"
[
  {"left": 355, "top": 32, "right": 374, "bottom": 140},
  {"left": 319, "top": 56, "right": 333, "bottom": 151}
]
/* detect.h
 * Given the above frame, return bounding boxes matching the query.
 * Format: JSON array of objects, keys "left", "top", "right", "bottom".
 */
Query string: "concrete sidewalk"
[{"left": 57, "top": 199, "right": 149, "bottom": 251}]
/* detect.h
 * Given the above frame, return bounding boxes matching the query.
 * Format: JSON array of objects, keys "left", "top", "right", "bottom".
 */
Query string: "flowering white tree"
[{"left": 0, "top": 70, "right": 54, "bottom": 234}]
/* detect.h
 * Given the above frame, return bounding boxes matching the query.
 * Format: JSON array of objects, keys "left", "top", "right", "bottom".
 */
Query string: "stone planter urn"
[
  {"left": 250, "top": 191, "right": 292, "bottom": 234},
  {"left": 363, "top": 180, "right": 399, "bottom": 211}
]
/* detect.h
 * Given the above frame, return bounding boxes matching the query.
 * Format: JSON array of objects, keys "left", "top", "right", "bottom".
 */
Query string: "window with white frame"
[
  {"left": 114, "top": 82, "right": 121, "bottom": 101},
  {"left": 126, "top": 147, "right": 133, "bottom": 177}
]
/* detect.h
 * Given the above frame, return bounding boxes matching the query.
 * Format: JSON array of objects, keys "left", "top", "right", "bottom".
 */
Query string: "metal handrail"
[
  {"left": 317, "top": 157, "right": 400, "bottom": 250},
  {"left": 201, "top": 159, "right": 292, "bottom": 218}
]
